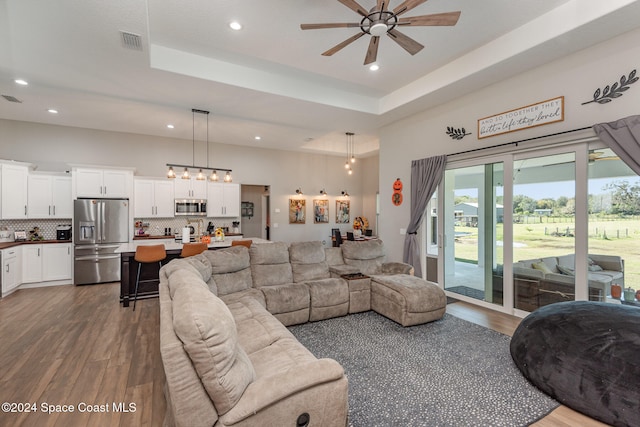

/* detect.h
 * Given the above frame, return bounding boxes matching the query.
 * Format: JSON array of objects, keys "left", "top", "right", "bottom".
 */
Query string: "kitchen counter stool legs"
[{"left": 133, "top": 244, "right": 166, "bottom": 311}]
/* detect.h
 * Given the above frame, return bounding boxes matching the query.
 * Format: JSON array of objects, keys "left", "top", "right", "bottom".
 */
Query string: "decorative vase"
[
  {"left": 623, "top": 288, "right": 636, "bottom": 302},
  {"left": 611, "top": 284, "right": 622, "bottom": 299}
]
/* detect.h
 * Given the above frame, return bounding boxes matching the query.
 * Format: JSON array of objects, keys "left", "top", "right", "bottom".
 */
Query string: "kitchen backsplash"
[
  {"left": 133, "top": 217, "right": 239, "bottom": 237},
  {"left": 0, "top": 219, "right": 72, "bottom": 240}
]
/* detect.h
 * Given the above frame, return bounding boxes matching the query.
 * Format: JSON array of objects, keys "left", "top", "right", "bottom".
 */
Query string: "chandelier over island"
[{"left": 167, "top": 109, "right": 232, "bottom": 182}]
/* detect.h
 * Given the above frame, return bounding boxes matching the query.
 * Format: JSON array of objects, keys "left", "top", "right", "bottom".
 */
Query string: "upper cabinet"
[
  {"left": 74, "top": 167, "right": 132, "bottom": 198},
  {"left": 27, "top": 174, "right": 72, "bottom": 218},
  {"left": 134, "top": 178, "right": 175, "bottom": 218},
  {"left": 1, "top": 163, "right": 29, "bottom": 219},
  {"left": 207, "top": 182, "right": 240, "bottom": 217},
  {"left": 174, "top": 177, "right": 207, "bottom": 199}
]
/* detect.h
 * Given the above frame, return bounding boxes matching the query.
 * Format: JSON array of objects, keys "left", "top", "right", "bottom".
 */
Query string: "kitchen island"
[{"left": 117, "top": 238, "right": 269, "bottom": 307}]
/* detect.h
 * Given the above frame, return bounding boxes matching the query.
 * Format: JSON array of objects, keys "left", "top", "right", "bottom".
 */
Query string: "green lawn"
[{"left": 453, "top": 217, "right": 640, "bottom": 286}]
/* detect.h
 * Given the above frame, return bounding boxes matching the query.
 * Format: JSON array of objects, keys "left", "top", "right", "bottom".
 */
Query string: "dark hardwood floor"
[{"left": 0, "top": 284, "right": 606, "bottom": 426}]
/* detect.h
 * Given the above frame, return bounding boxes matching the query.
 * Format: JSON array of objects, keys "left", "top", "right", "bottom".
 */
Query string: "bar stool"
[
  {"left": 231, "top": 239, "right": 253, "bottom": 248},
  {"left": 133, "top": 244, "right": 166, "bottom": 311},
  {"left": 180, "top": 242, "right": 208, "bottom": 257}
]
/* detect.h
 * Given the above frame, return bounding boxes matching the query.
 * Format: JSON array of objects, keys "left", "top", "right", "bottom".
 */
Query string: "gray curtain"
[
  {"left": 593, "top": 115, "right": 640, "bottom": 175},
  {"left": 402, "top": 155, "right": 446, "bottom": 277}
]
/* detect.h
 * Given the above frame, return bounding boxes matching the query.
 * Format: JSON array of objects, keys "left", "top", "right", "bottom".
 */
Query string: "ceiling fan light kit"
[{"left": 301, "top": 0, "right": 461, "bottom": 65}]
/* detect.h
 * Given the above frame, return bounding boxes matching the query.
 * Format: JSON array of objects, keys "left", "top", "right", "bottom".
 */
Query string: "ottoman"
[{"left": 370, "top": 274, "right": 446, "bottom": 326}]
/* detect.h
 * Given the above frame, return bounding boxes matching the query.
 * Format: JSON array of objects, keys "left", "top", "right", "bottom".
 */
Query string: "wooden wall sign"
[{"left": 477, "top": 96, "right": 564, "bottom": 139}]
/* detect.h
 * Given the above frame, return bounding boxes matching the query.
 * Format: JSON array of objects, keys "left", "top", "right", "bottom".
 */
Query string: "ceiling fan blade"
[
  {"left": 337, "top": 0, "right": 369, "bottom": 17},
  {"left": 387, "top": 29, "right": 424, "bottom": 55},
  {"left": 393, "top": 0, "right": 428, "bottom": 16},
  {"left": 364, "top": 36, "right": 380, "bottom": 65},
  {"left": 322, "top": 32, "right": 365, "bottom": 56},
  {"left": 301, "top": 22, "right": 361, "bottom": 30},
  {"left": 398, "top": 11, "right": 461, "bottom": 26}
]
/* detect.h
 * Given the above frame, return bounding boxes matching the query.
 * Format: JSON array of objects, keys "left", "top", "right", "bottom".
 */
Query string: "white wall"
[
  {"left": 0, "top": 119, "right": 379, "bottom": 245},
  {"left": 378, "top": 27, "right": 640, "bottom": 261}
]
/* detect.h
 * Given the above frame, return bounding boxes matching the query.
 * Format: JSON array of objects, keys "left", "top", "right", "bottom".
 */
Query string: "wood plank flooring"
[{"left": 0, "top": 284, "right": 606, "bottom": 426}]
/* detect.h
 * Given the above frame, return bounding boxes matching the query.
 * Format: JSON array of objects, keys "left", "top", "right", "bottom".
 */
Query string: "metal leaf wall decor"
[
  {"left": 582, "top": 69, "right": 638, "bottom": 105},
  {"left": 446, "top": 126, "right": 471, "bottom": 140}
]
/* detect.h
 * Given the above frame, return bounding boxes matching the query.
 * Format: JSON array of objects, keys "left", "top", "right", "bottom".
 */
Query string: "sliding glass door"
[
  {"left": 512, "top": 152, "right": 575, "bottom": 311},
  {"left": 443, "top": 162, "right": 504, "bottom": 306}
]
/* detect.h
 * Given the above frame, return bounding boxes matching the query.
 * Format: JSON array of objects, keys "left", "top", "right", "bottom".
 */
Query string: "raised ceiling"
[{"left": 1, "top": 0, "right": 640, "bottom": 157}]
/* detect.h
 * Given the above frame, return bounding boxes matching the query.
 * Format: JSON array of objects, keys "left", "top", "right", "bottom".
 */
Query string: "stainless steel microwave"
[{"left": 175, "top": 199, "right": 207, "bottom": 216}]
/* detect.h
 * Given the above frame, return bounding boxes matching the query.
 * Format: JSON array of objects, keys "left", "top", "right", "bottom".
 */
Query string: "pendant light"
[
  {"left": 345, "top": 132, "right": 355, "bottom": 175},
  {"left": 166, "top": 108, "right": 233, "bottom": 182}
]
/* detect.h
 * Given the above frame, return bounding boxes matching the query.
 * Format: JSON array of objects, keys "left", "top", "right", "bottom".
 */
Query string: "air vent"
[
  {"left": 2, "top": 95, "right": 22, "bottom": 103},
  {"left": 120, "top": 31, "right": 142, "bottom": 50}
]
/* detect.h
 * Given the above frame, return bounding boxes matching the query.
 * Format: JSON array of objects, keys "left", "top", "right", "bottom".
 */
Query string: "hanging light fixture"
[
  {"left": 166, "top": 109, "right": 232, "bottom": 182},
  {"left": 345, "top": 132, "right": 355, "bottom": 175}
]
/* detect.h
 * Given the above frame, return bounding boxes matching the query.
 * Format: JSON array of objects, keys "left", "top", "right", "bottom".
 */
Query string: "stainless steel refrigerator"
[{"left": 74, "top": 198, "right": 129, "bottom": 285}]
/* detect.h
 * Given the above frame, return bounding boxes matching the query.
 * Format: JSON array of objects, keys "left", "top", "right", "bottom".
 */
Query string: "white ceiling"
[{"left": 2, "top": 0, "right": 640, "bottom": 157}]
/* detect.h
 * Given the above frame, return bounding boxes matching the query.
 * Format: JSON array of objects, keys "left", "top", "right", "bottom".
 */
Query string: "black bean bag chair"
[{"left": 510, "top": 301, "right": 640, "bottom": 427}]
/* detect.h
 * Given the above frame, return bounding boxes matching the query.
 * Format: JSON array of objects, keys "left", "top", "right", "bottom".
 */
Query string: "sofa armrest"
[
  {"left": 329, "top": 264, "right": 360, "bottom": 276},
  {"left": 381, "top": 262, "right": 414, "bottom": 275},
  {"left": 220, "top": 358, "right": 345, "bottom": 425},
  {"left": 589, "top": 254, "right": 624, "bottom": 272}
]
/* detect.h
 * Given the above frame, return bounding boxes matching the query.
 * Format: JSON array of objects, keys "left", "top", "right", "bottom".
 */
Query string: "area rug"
[{"left": 289, "top": 311, "right": 558, "bottom": 427}]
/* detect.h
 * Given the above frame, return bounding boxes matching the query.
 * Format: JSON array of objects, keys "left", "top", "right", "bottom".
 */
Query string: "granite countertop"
[{"left": 0, "top": 239, "right": 73, "bottom": 250}]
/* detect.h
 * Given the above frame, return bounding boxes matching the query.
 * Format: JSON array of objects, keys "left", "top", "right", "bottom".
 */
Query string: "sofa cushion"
[
  {"left": 172, "top": 283, "right": 256, "bottom": 416},
  {"left": 165, "top": 263, "right": 209, "bottom": 299},
  {"left": 203, "top": 246, "right": 253, "bottom": 296},
  {"left": 184, "top": 253, "right": 213, "bottom": 282},
  {"left": 532, "top": 261, "right": 553, "bottom": 274},
  {"left": 289, "top": 241, "right": 330, "bottom": 282},
  {"left": 341, "top": 239, "right": 385, "bottom": 260},
  {"left": 250, "top": 242, "right": 294, "bottom": 287}
]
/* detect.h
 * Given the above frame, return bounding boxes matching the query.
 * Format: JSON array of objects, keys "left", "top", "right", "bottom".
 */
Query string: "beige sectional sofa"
[{"left": 159, "top": 239, "right": 446, "bottom": 427}]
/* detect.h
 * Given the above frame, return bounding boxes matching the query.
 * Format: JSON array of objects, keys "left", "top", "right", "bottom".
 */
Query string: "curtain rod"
[{"left": 450, "top": 126, "right": 593, "bottom": 157}]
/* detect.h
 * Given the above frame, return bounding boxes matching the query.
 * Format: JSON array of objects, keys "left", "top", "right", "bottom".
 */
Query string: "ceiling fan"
[
  {"left": 300, "top": 0, "right": 461, "bottom": 65},
  {"left": 589, "top": 151, "right": 620, "bottom": 163}
]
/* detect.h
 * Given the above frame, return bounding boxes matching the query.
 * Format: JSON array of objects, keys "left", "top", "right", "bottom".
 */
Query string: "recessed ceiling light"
[
  {"left": 369, "top": 64, "right": 380, "bottom": 71},
  {"left": 47, "top": 109, "right": 58, "bottom": 114},
  {"left": 15, "top": 79, "right": 28, "bottom": 86},
  {"left": 229, "top": 21, "right": 242, "bottom": 30},
  {"left": 167, "top": 124, "right": 175, "bottom": 129},
  {"left": 254, "top": 136, "right": 261, "bottom": 140}
]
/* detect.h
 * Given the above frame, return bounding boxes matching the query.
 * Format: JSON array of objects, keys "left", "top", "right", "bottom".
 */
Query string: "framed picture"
[
  {"left": 289, "top": 198, "right": 306, "bottom": 224},
  {"left": 336, "top": 200, "right": 350, "bottom": 224},
  {"left": 313, "top": 199, "right": 329, "bottom": 223}
]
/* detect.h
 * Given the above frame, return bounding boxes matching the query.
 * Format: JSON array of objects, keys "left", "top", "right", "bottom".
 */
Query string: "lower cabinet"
[
  {"left": 1, "top": 247, "right": 21, "bottom": 297},
  {"left": 22, "top": 243, "right": 72, "bottom": 284}
]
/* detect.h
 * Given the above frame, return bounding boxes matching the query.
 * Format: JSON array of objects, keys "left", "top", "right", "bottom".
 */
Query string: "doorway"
[{"left": 240, "top": 185, "right": 270, "bottom": 240}]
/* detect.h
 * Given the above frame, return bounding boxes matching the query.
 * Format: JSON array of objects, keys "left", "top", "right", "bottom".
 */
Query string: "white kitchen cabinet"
[
  {"left": 22, "top": 245, "right": 43, "bottom": 283},
  {"left": 174, "top": 177, "right": 207, "bottom": 199},
  {"left": 42, "top": 243, "right": 72, "bottom": 281},
  {"left": 134, "top": 178, "right": 175, "bottom": 217},
  {"left": 207, "top": 182, "right": 240, "bottom": 217},
  {"left": 22, "top": 243, "right": 72, "bottom": 284},
  {"left": 1, "top": 247, "right": 21, "bottom": 296},
  {"left": 75, "top": 168, "right": 131, "bottom": 198},
  {"left": 1, "top": 163, "right": 29, "bottom": 219},
  {"left": 27, "top": 174, "right": 72, "bottom": 218}
]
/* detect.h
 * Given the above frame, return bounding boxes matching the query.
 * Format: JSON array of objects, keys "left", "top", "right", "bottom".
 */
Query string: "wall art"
[
  {"left": 392, "top": 178, "right": 403, "bottom": 206},
  {"left": 289, "top": 198, "right": 306, "bottom": 224},
  {"left": 446, "top": 126, "right": 471, "bottom": 140},
  {"left": 313, "top": 199, "right": 329, "bottom": 223},
  {"left": 477, "top": 96, "right": 564, "bottom": 139},
  {"left": 336, "top": 200, "right": 350, "bottom": 224},
  {"left": 581, "top": 69, "right": 638, "bottom": 105}
]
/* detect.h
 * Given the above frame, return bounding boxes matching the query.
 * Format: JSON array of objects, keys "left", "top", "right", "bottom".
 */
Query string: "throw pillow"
[
  {"left": 557, "top": 265, "right": 575, "bottom": 276},
  {"left": 532, "top": 261, "right": 553, "bottom": 274},
  {"left": 588, "top": 264, "right": 604, "bottom": 272}
]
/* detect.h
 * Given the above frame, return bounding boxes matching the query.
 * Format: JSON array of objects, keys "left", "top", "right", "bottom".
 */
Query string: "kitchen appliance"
[
  {"left": 56, "top": 225, "right": 72, "bottom": 240},
  {"left": 175, "top": 199, "right": 207, "bottom": 216},
  {"left": 74, "top": 198, "right": 129, "bottom": 285}
]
